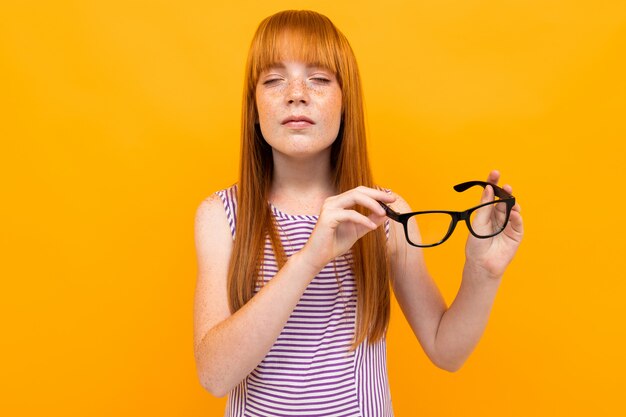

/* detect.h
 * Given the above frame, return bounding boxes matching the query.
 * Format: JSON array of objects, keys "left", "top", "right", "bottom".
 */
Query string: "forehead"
[{"left": 255, "top": 30, "right": 339, "bottom": 75}]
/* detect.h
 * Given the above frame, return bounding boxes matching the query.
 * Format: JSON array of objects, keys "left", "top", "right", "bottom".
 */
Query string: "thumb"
[
  {"left": 472, "top": 185, "right": 494, "bottom": 231},
  {"left": 480, "top": 184, "right": 494, "bottom": 204}
]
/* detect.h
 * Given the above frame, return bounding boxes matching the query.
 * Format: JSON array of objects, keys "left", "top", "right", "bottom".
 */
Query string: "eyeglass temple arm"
[
  {"left": 378, "top": 201, "right": 402, "bottom": 221},
  {"left": 453, "top": 181, "right": 513, "bottom": 199}
]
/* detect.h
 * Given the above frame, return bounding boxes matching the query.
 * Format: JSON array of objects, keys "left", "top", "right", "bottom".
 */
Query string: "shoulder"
[
  {"left": 194, "top": 189, "right": 236, "bottom": 270},
  {"left": 194, "top": 194, "right": 229, "bottom": 240},
  {"left": 195, "top": 183, "right": 237, "bottom": 228},
  {"left": 195, "top": 184, "right": 238, "bottom": 225},
  {"left": 194, "top": 193, "right": 224, "bottom": 224}
]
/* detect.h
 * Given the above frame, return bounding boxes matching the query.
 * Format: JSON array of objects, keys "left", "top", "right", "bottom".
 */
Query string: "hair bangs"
[{"left": 249, "top": 11, "right": 342, "bottom": 87}]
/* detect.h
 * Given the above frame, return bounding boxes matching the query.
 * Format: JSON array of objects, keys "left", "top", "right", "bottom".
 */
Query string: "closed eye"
[
  {"left": 311, "top": 78, "right": 331, "bottom": 83},
  {"left": 262, "top": 78, "right": 281, "bottom": 85}
]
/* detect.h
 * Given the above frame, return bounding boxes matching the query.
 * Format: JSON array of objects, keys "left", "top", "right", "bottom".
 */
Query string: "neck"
[{"left": 269, "top": 149, "right": 336, "bottom": 212}]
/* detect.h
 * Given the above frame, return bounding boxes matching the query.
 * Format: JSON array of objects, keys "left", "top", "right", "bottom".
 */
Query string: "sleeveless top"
[{"left": 216, "top": 184, "right": 394, "bottom": 417}]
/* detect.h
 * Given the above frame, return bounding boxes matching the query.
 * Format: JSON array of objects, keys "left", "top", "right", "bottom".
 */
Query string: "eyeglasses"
[{"left": 379, "top": 181, "right": 516, "bottom": 248}]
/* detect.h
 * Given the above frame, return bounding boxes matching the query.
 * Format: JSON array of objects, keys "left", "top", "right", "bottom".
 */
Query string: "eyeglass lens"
[
  {"left": 407, "top": 212, "right": 453, "bottom": 246},
  {"left": 406, "top": 200, "right": 509, "bottom": 246},
  {"left": 468, "top": 200, "right": 509, "bottom": 238}
]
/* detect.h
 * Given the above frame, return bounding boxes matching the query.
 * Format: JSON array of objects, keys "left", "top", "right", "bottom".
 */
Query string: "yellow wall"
[{"left": 2, "top": 1, "right": 625, "bottom": 415}]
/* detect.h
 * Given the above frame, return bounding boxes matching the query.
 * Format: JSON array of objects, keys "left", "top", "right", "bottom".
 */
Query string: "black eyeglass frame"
[{"left": 379, "top": 181, "right": 516, "bottom": 248}]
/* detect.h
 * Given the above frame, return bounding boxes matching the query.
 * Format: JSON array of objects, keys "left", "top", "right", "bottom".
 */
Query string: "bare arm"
[
  {"left": 193, "top": 187, "right": 396, "bottom": 396},
  {"left": 388, "top": 172, "right": 523, "bottom": 372},
  {"left": 193, "top": 194, "right": 321, "bottom": 397}
]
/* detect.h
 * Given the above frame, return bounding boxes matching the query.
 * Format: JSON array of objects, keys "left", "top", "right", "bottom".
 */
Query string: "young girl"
[{"left": 194, "top": 10, "right": 523, "bottom": 416}]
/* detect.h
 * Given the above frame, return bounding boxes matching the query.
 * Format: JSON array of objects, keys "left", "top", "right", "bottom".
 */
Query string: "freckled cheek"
[
  {"left": 256, "top": 99, "right": 280, "bottom": 126},
  {"left": 320, "top": 94, "right": 343, "bottom": 127}
]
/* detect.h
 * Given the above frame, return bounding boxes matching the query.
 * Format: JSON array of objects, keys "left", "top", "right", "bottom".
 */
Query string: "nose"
[{"left": 286, "top": 79, "right": 308, "bottom": 105}]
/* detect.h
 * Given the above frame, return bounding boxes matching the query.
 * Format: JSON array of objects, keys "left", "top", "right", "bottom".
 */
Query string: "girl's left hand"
[{"left": 464, "top": 170, "right": 524, "bottom": 280}]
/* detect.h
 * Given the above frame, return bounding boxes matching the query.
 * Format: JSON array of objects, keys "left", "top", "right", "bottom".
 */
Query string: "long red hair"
[{"left": 227, "top": 10, "right": 390, "bottom": 349}]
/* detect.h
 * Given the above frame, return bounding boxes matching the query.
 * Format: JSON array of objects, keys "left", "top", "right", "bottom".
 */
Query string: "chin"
[{"left": 272, "top": 144, "right": 334, "bottom": 161}]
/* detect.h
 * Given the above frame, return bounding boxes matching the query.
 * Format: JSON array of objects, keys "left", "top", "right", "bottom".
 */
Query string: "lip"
[{"left": 281, "top": 115, "right": 315, "bottom": 127}]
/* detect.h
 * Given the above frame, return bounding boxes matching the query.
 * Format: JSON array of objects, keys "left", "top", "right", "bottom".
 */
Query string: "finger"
[
  {"left": 328, "top": 187, "right": 395, "bottom": 215},
  {"left": 472, "top": 199, "right": 494, "bottom": 232},
  {"left": 480, "top": 183, "right": 494, "bottom": 204},
  {"left": 494, "top": 201, "right": 508, "bottom": 229},
  {"left": 367, "top": 211, "right": 388, "bottom": 227},
  {"left": 356, "top": 186, "right": 397, "bottom": 204},
  {"left": 487, "top": 169, "right": 500, "bottom": 185},
  {"left": 502, "top": 183, "right": 513, "bottom": 195},
  {"left": 341, "top": 192, "right": 387, "bottom": 216},
  {"left": 506, "top": 209, "right": 524, "bottom": 239},
  {"left": 333, "top": 209, "right": 379, "bottom": 230}
]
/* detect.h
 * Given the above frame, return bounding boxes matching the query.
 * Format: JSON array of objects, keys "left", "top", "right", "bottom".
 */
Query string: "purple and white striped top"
[{"left": 216, "top": 184, "right": 394, "bottom": 417}]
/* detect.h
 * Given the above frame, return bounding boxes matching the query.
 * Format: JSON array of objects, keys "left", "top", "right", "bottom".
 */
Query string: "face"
[{"left": 255, "top": 61, "right": 343, "bottom": 161}]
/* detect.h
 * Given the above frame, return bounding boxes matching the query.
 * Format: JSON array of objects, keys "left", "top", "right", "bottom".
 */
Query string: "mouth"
[{"left": 281, "top": 115, "right": 315, "bottom": 128}]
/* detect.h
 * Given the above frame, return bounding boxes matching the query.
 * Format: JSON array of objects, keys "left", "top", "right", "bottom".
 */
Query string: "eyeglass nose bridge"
[
  {"left": 445, "top": 211, "right": 474, "bottom": 241},
  {"left": 457, "top": 211, "right": 471, "bottom": 222},
  {"left": 452, "top": 210, "right": 471, "bottom": 231}
]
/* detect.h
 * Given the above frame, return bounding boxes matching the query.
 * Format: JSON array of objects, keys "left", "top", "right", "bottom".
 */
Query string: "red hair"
[{"left": 228, "top": 10, "right": 390, "bottom": 349}]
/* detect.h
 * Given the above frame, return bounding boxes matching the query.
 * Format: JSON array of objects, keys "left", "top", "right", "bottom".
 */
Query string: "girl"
[{"left": 194, "top": 10, "right": 523, "bottom": 416}]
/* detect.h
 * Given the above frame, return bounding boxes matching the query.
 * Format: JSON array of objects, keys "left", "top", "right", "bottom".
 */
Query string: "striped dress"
[{"left": 217, "top": 184, "right": 393, "bottom": 417}]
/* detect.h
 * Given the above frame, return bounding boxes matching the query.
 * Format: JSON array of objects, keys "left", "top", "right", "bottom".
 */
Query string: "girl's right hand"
[{"left": 299, "top": 186, "right": 396, "bottom": 272}]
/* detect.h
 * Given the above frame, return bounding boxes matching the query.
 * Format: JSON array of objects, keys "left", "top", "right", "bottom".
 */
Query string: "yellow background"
[{"left": 2, "top": 0, "right": 625, "bottom": 415}]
